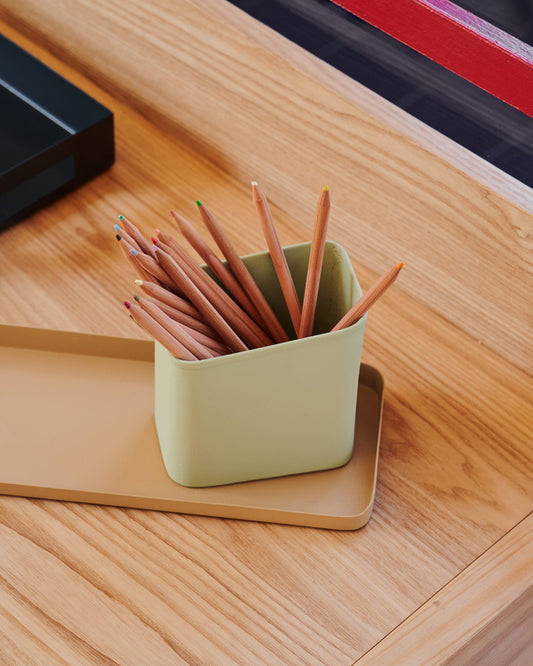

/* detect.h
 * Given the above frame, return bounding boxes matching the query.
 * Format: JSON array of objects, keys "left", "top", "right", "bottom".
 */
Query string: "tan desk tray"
[{"left": 0, "top": 325, "right": 384, "bottom": 530}]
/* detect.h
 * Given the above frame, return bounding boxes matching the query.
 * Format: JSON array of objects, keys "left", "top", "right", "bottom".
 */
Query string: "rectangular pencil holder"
[{"left": 154, "top": 240, "right": 366, "bottom": 487}]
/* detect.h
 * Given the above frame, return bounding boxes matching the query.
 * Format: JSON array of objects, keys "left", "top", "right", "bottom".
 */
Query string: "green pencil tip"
[
  {"left": 196, "top": 200, "right": 202, "bottom": 207},
  {"left": 118, "top": 214, "right": 124, "bottom": 220}
]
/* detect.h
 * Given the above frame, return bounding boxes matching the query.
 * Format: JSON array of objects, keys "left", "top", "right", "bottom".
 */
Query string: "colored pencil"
[
  {"left": 118, "top": 215, "right": 156, "bottom": 259},
  {"left": 134, "top": 296, "right": 214, "bottom": 359},
  {"left": 134, "top": 279, "right": 202, "bottom": 320},
  {"left": 154, "top": 234, "right": 273, "bottom": 349},
  {"left": 251, "top": 181, "right": 301, "bottom": 334},
  {"left": 137, "top": 298, "right": 229, "bottom": 355},
  {"left": 115, "top": 234, "right": 155, "bottom": 282},
  {"left": 129, "top": 249, "right": 178, "bottom": 291},
  {"left": 124, "top": 301, "right": 197, "bottom": 361},
  {"left": 141, "top": 296, "right": 224, "bottom": 341},
  {"left": 114, "top": 225, "right": 141, "bottom": 251},
  {"left": 118, "top": 191, "right": 403, "bottom": 359},
  {"left": 299, "top": 186, "right": 330, "bottom": 338},
  {"left": 170, "top": 209, "right": 268, "bottom": 329},
  {"left": 196, "top": 200, "right": 289, "bottom": 343},
  {"left": 331, "top": 262, "right": 404, "bottom": 331},
  {"left": 155, "top": 247, "right": 249, "bottom": 353}
]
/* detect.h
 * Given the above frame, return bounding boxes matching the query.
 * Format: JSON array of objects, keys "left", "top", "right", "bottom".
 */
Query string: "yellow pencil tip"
[{"left": 323, "top": 185, "right": 329, "bottom": 191}]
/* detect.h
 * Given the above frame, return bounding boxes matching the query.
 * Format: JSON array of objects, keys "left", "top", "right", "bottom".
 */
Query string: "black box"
[{"left": 0, "top": 35, "right": 114, "bottom": 229}]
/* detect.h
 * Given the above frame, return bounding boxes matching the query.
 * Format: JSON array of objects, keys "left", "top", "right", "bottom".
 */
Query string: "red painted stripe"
[{"left": 331, "top": 0, "right": 533, "bottom": 117}]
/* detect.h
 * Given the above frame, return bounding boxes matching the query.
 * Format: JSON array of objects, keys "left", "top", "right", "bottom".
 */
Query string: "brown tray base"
[{"left": 0, "top": 325, "right": 384, "bottom": 529}]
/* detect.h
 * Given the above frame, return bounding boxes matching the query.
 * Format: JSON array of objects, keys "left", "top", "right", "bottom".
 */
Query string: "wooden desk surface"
[{"left": 0, "top": 1, "right": 532, "bottom": 663}]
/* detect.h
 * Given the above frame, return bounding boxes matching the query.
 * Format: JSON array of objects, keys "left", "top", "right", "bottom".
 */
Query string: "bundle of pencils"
[{"left": 116, "top": 181, "right": 403, "bottom": 360}]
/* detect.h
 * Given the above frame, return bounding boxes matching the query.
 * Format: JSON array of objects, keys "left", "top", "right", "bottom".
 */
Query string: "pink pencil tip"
[
  {"left": 124, "top": 301, "right": 131, "bottom": 309},
  {"left": 154, "top": 228, "right": 161, "bottom": 236}
]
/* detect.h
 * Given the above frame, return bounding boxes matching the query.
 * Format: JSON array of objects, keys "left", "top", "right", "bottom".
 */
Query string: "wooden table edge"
[
  {"left": 202, "top": 0, "right": 533, "bottom": 217},
  {"left": 356, "top": 512, "right": 533, "bottom": 664}
]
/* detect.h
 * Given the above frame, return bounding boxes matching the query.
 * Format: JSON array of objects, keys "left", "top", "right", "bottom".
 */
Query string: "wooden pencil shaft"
[
  {"left": 299, "top": 187, "right": 331, "bottom": 338},
  {"left": 156, "top": 248, "right": 248, "bottom": 353},
  {"left": 171, "top": 211, "right": 268, "bottom": 330},
  {"left": 252, "top": 182, "right": 302, "bottom": 334},
  {"left": 120, "top": 215, "right": 156, "bottom": 258},
  {"left": 198, "top": 203, "right": 289, "bottom": 343},
  {"left": 331, "top": 263, "right": 403, "bottom": 331},
  {"left": 173, "top": 323, "right": 229, "bottom": 355},
  {"left": 132, "top": 251, "right": 179, "bottom": 290},
  {"left": 128, "top": 303, "right": 197, "bottom": 361},
  {"left": 117, "top": 237, "right": 155, "bottom": 282},
  {"left": 136, "top": 281, "right": 202, "bottom": 320},
  {"left": 140, "top": 297, "right": 228, "bottom": 353},
  {"left": 116, "top": 227, "right": 141, "bottom": 251},
  {"left": 137, "top": 298, "right": 214, "bottom": 359},
  {"left": 157, "top": 235, "right": 273, "bottom": 349},
  {"left": 152, "top": 299, "right": 223, "bottom": 340}
]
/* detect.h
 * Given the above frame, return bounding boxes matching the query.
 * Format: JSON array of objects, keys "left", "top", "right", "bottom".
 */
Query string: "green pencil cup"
[{"left": 154, "top": 241, "right": 366, "bottom": 487}]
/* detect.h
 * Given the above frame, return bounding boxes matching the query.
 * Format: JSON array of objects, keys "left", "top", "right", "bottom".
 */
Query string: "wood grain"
[
  {"left": 0, "top": 0, "right": 531, "bottom": 372},
  {"left": 0, "top": 5, "right": 531, "bottom": 663},
  {"left": 358, "top": 513, "right": 533, "bottom": 665}
]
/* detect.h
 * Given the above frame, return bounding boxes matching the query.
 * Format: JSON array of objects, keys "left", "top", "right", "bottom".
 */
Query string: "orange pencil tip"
[{"left": 396, "top": 262, "right": 404, "bottom": 269}]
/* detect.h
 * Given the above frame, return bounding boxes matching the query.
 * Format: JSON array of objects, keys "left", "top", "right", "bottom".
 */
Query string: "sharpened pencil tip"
[
  {"left": 151, "top": 236, "right": 158, "bottom": 245},
  {"left": 323, "top": 185, "right": 329, "bottom": 191},
  {"left": 396, "top": 262, "right": 404, "bottom": 269},
  {"left": 130, "top": 249, "right": 138, "bottom": 256},
  {"left": 133, "top": 294, "right": 140, "bottom": 301},
  {"left": 115, "top": 234, "right": 122, "bottom": 241},
  {"left": 154, "top": 228, "right": 160, "bottom": 236},
  {"left": 251, "top": 181, "right": 261, "bottom": 202},
  {"left": 118, "top": 215, "right": 124, "bottom": 221},
  {"left": 134, "top": 279, "right": 143, "bottom": 285},
  {"left": 196, "top": 200, "right": 202, "bottom": 207},
  {"left": 114, "top": 224, "right": 120, "bottom": 231},
  {"left": 124, "top": 301, "right": 131, "bottom": 309}
]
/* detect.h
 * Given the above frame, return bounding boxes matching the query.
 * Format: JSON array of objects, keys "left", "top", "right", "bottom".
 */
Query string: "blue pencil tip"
[
  {"left": 130, "top": 249, "right": 139, "bottom": 256},
  {"left": 114, "top": 224, "right": 120, "bottom": 231}
]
